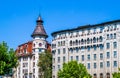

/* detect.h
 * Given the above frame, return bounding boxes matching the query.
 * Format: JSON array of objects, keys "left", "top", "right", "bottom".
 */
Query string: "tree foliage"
[
  {"left": 38, "top": 50, "right": 52, "bottom": 78},
  {"left": 58, "top": 61, "right": 92, "bottom": 78},
  {"left": 0, "top": 41, "right": 18, "bottom": 76},
  {"left": 112, "top": 68, "right": 120, "bottom": 78}
]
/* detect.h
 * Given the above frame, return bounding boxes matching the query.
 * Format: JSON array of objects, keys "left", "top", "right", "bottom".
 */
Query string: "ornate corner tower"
[
  {"left": 31, "top": 16, "right": 48, "bottom": 53},
  {"left": 31, "top": 16, "right": 48, "bottom": 78}
]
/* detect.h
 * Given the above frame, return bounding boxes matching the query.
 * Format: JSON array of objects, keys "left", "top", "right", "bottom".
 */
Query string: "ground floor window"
[
  {"left": 93, "top": 74, "right": 97, "bottom": 78},
  {"left": 100, "top": 73, "right": 103, "bottom": 78},
  {"left": 107, "top": 73, "right": 110, "bottom": 78}
]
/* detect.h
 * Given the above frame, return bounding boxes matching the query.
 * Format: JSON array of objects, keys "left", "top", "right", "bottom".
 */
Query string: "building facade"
[
  {"left": 15, "top": 16, "right": 50, "bottom": 78},
  {"left": 51, "top": 20, "right": 120, "bottom": 78}
]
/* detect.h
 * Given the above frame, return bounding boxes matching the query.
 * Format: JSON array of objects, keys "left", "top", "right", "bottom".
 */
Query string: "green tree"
[
  {"left": 58, "top": 61, "right": 92, "bottom": 78},
  {"left": 38, "top": 50, "right": 52, "bottom": 78},
  {"left": 0, "top": 41, "right": 18, "bottom": 76},
  {"left": 112, "top": 68, "right": 120, "bottom": 78}
]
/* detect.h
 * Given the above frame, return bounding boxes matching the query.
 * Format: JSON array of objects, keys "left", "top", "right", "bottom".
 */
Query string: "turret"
[{"left": 31, "top": 16, "right": 48, "bottom": 40}]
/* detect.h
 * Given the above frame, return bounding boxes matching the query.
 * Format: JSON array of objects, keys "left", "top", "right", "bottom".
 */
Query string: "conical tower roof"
[{"left": 31, "top": 16, "right": 48, "bottom": 38}]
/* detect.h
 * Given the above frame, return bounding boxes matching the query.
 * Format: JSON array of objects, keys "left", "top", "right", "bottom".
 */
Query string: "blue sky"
[{"left": 0, "top": 0, "right": 120, "bottom": 49}]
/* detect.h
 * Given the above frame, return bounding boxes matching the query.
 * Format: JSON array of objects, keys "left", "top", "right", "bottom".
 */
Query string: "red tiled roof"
[{"left": 16, "top": 41, "right": 51, "bottom": 57}]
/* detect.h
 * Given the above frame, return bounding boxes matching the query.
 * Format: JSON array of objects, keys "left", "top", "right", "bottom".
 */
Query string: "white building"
[
  {"left": 51, "top": 20, "right": 120, "bottom": 78},
  {"left": 15, "top": 16, "right": 49, "bottom": 78}
]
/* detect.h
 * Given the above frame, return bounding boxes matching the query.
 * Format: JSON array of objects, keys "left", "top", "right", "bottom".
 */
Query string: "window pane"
[
  {"left": 114, "top": 51, "right": 117, "bottom": 58},
  {"left": 114, "top": 61, "right": 117, "bottom": 67},
  {"left": 107, "top": 61, "right": 110, "bottom": 67},
  {"left": 76, "top": 56, "right": 79, "bottom": 61},
  {"left": 82, "top": 55, "right": 84, "bottom": 61},
  {"left": 87, "top": 63, "right": 90, "bottom": 69},
  {"left": 107, "top": 52, "right": 110, "bottom": 59},
  {"left": 106, "top": 43, "right": 110, "bottom": 49}
]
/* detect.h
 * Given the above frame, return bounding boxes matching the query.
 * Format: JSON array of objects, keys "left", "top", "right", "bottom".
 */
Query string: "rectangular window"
[
  {"left": 87, "top": 54, "right": 90, "bottom": 60},
  {"left": 107, "top": 52, "right": 110, "bottom": 59},
  {"left": 71, "top": 56, "right": 73, "bottom": 61},
  {"left": 63, "top": 48, "right": 66, "bottom": 54},
  {"left": 39, "top": 48, "right": 42, "bottom": 52},
  {"left": 76, "top": 56, "right": 79, "bottom": 61},
  {"left": 52, "top": 50, "right": 56, "bottom": 55},
  {"left": 58, "top": 65, "right": 60, "bottom": 70},
  {"left": 100, "top": 53, "right": 103, "bottom": 60},
  {"left": 82, "top": 55, "right": 84, "bottom": 61},
  {"left": 87, "top": 63, "right": 90, "bottom": 69},
  {"left": 58, "top": 49, "right": 60, "bottom": 54},
  {"left": 113, "top": 42, "right": 117, "bottom": 49},
  {"left": 53, "top": 66, "right": 55, "bottom": 71},
  {"left": 94, "top": 54, "right": 97, "bottom": 60},
  {"left": 53, "top": 58, "right": 55, "bottom": 63},
  {"left": 94, "top": 63, "right": 97, "bottom": 69},
  {"left": 93, "top": 46, "right": 97, "bottom": 50},
  {"left": 58, "top": 42, "right": 60, "bottom": 47},
  {"left": 100, "top": 45, "right": 103, "bottom": 50},
  {"left": 114, "top": 51, "right": 117, "bottom": 58},
  {"left": 106, "top": 43, "right": 110, "bottom": 49},
  {"left": 63, "top": 56, "right": 66, "bottom": 62},
  {"left": 114, "top": 61, "right": 117, "bottom": 67},
  {"left": 58, "top": 57, "right": 60, "bottom": 63},
  {"left": 107, "top": 61, "right": 110, "bottom": 67},
  {"left": 33, "top": 62, "right": 35, "bottom": 67},
  {"left": 100, "top": 62, "right": 103, "bottom": 68},
  {"left": 33, "top": 69, "right": 35, "bottom": 73}
]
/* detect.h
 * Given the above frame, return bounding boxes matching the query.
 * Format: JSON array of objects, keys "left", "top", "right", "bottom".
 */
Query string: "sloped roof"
[
  {"left": 51, "top": 19, "right": 120, "bottom": 36},
  {"left": 31, "top": 16, "right": 48, "bottom": 38}
]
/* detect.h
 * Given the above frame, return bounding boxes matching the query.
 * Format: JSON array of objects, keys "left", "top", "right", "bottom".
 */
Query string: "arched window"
[
  {"left": 110, "top": 34, "right": 113, "bottom": 39},
  {"left": 84, "top": 40, "right": 86, "bottom": 44},
  {"left": 63, "top": 41, "right": 65, "bottom": 46},
  {"left": 93, "top": 45, "right": 97, "bottom": 50},
  {"left": 39, "top": 43, "right": 42, "bottom": 47},
  {"left": 33, "top": 43, "right": 35, "bottom": 47},
  {"left": 99, "top": 36, "right": 103, "bottom": 42},
  {"left": 76, "top": 47, "right": 79, "bottom": 52},
  {"left": 97, "top": 38, "right": 99, "bottom": 42},
  {"left": 60, "top": 41, "right": 63, "bottom": 46},
  {"left": 113, "top": 42, "right": 117, "bottom": 48},
  {"left": 93, "top": 74, "right": 97, "bottom": 78},
  {"left": 87, "top": 38, "right": 90, "bottom": 44},
  {"left": 70, "top": 41, "right": 72, "bottom": 46},
  {"left": 106, "top": 73, "right": 110, "bottom": 78},
  {"left": 100, "top": 73, "right": 103, "bottom": 78},
  {"left": 33, "top": 56, "right": 35, "bottom": 60},
  {"left": 87, "top": 46, "right": 90, "bottom": 51},
  {"left": 75, "top": 40, "right": 78, "bottom": 45},
  {"left": 93, "top": 37, "right": 96, "bottom": 43},
  {"left": 91, "top": 39, "right": 92, "bottom": 43},
  {"left": 81, "top": 39, "right": 84, "bottom": 44},
  {"left": 33, "top": 75, "right": 35, "bottom": 78},
  {"left": 114, "top": 33, "right": 116, "bottom": 39},
  {"left": 73, "top": 41, "right": 75, "bottom": 46},
  {"left": 79, "top": 40, "right": 80, "bottom": 45}
]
